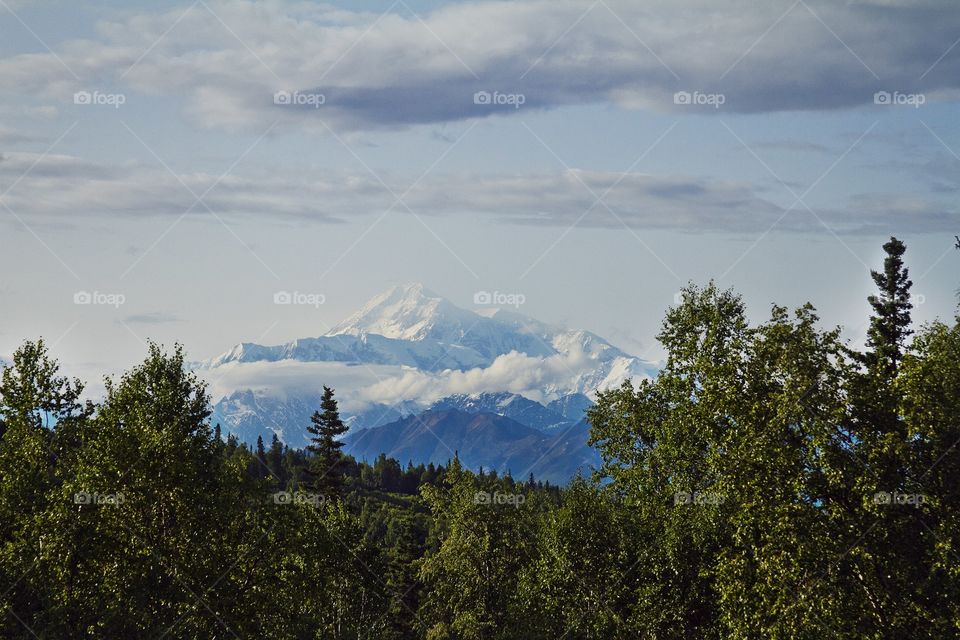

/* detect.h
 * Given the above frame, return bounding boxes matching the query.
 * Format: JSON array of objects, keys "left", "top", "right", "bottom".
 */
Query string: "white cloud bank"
[{"left": 201, "top": 346, "right": 636, "bottom": 412}]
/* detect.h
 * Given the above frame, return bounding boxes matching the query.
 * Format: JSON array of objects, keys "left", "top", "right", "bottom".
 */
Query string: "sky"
[{"left": 1, "top": 0, "right": 958, "bottom": 388}]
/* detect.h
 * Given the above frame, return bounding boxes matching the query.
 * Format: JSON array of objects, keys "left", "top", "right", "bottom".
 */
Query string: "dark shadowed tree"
[
  {"left": 306, "top": 386, "right": 349, "bottom": 496},
  {"left": 864, "top": 236, "right": 913, "bottom": 377}
]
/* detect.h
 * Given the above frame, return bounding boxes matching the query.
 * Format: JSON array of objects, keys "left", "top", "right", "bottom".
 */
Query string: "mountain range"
[
  {"left": 204, "top": 283, "right": 656, "bottom": 480},
  {"left": 208, "top": 283, "right": 651, "bottom": 384},
  {"left": 343, "top": 410, "right": 600, "bottom": 485}
]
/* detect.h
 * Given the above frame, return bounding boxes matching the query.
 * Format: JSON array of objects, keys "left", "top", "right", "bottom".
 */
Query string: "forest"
[{"left": 1, "top": 237, "right": 958, "bottom": 639}]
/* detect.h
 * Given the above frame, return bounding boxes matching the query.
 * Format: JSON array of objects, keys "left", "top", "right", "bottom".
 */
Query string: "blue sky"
[{"left": 1, "top": 0, "right": 958, "bottom": 381}]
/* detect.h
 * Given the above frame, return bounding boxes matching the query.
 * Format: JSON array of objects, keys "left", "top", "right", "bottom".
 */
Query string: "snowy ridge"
[
  {"left": 205, "top": 283, "right": 657, "bottom": 446},
  {"left": 208, "top": 283, "right": 654, "bottom": 380}
]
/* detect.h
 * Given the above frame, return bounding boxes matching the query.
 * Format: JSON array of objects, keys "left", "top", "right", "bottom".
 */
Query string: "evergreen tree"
[
  {"left": 305, "top": 386, "right": 349, "bottom": 496},
  {"left": 849, "top": 238, "right": 915, "bottom": 479},
  {"left": 267, "top": 433, "right": 284, "bottom": 485},
  {"left": 864, "top": 236, "right": 913, "bottom": 376},
  {"left": 842, "top": 239, "right": 919, "bottom": 634},
  {"left": 255, "top": 434, "right": 267, "bottom": 478}
]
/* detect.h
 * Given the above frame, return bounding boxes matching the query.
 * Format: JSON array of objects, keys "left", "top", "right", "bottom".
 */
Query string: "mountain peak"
[
  {"left": 326, "top": 282, "right": 471, "bottom": 341},
  {"left": 383, "top": 282, "right": 435, "bottom": 299}
]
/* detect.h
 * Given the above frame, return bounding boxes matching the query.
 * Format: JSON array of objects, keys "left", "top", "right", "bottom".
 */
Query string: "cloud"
[
  {"left": 0, "top": 105, "right": 58, "bottom": 120},
  {"left": 1, "top": 0, "right": 960, "bottom": 131},
  {"left": 0, "top": 127, "right": 44, "bottom": 145},
  {"left": 201, "top": 359, "right": 398, "bottom": 404},
  {"left": 354, "top": 348, "right": 598, "bottom": 407},
  {"left": 200, "top": 347, "right": 611, "bottom": 412},
  {"left": 121, "top": 312, "right": 182, "bottom": 325},
  {"left": 752, "top": 140, "right": 837, "bottom": 155},
  {"left": 1, "top": 152, "right": 956, "bottom": 234}
]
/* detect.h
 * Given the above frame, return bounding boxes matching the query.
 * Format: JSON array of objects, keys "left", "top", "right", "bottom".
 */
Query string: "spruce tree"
[
  {"left": 267, "top": 433, "right": 284, "bottom": 485},
  {"left": 855, "top": 237, "right": 913, "bottom": 478},
  {"left": 844, "top": 239, "right": 919, "bottom": 635},
  {"left": 256, "top": 434, "right": 267, "bottom": 478},
  {"left": 306, "top": 386, "right": 349, "bottom": 496},
  {"left": 864, "top": 236, "right": 913, "bottom": 377}
]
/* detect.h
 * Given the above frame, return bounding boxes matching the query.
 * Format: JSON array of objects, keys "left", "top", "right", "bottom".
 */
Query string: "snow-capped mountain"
[
  {"left": 326, "top": 283, "right": 555, "bottom": 361},
  {"left": 208, "top": 332, "right": 489, "bottom": 372},
  {"left": 428, "top": 391, "right": 574, "bottom": 433},
  {"left": 204, "top": 283, "right": 656, "bottom": 447},
  {"left": 210, "top": 389, "right": 421, "bottom": 448},
  {"left": 545, "top": 393, "right": 595, "bottom": 421},
  {"left": 209, "top": 283, "right": 652, "bottom": 379}
]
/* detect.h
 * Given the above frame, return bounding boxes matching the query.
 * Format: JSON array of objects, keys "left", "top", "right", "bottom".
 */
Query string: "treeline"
[
  {"left": 225, "top": 430, "right": 560, "bottom": 498},
  {"left": 1, "top": 237, "right": 958, "bottom": 638}
]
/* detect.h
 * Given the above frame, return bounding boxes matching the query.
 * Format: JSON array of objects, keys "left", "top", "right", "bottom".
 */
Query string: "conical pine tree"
[
  {"left": 864, "top": 236, "right": 913, "bottom": 378},
  {"left": 305, "top": 386, "right": 349, "bottom": 496}
]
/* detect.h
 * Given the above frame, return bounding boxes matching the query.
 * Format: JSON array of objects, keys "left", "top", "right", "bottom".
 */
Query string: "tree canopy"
[{"left": 1, "top": 237, "right": 957, "bottom": 638}]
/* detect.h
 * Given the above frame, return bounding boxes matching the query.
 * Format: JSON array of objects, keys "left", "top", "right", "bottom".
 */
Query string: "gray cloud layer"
[
  {"left": 1, "top": 151, "right": 955, "bottom": 234},
  {"left": 1, "top": 0, "right": 959, "bottom": 130}
]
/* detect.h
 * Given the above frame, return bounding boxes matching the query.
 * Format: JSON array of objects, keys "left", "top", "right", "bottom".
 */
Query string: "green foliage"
[
  {"left": 0, "top": 340, "right": 92, "bottom": 636},
  {"left": 515, "top": 477, "right": 630, "bottom": 638},
  {"left": 1, "top": 237, "right": 957, "bottom": 638},
  {"left": 418, "top": 459, "right": 538, "bottom": 639}
]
